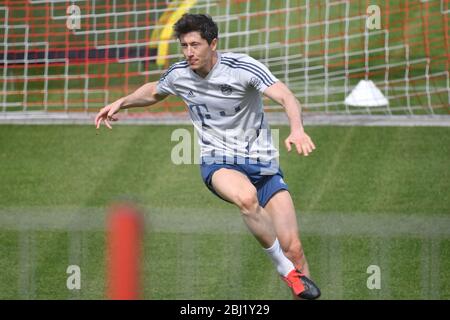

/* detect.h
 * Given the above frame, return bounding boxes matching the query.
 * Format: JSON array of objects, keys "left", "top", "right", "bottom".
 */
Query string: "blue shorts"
[{"left": 200, "top": 157, "right": 289, "bottom": 208}]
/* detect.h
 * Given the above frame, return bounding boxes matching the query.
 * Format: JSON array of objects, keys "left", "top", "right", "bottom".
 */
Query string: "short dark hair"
[{"left": 173, "top": 14, "right": 218, "bottom": 44}]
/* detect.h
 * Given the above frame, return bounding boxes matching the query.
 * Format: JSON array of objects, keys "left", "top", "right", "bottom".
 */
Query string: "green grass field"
[
  {"left": 0, "top": 124, "right": 449, "bottom": 299},
  {"left": 1, "top": 0, "right": 449, "bottom": 301}
]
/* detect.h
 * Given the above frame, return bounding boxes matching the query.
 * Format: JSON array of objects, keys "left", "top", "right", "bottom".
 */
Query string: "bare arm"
[
  {"left": 95, "top": 81, "right": 168, "bottom": 129},
  {"left": 263, "top": 81, "right": 316, "bottom": 156}
]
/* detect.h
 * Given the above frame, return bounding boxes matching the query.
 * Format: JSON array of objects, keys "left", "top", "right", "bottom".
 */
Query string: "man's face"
[{"left": 179, "top": 31, "right": 217, "bottom": 72}]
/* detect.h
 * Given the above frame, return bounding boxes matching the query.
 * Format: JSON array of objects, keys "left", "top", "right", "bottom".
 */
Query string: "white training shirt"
[{"left": 156, "top": 52, "right": 279, "bottom": 163}]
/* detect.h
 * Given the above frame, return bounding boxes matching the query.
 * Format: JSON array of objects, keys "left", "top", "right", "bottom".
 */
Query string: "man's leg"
[
  {"left": 211, "top": 168, "right": 276, "bottom": 248},
  {"left": 211, "top": 169, "right": 320, "bottom": 299},
  {"left": 264, "top": 190, "right": 321, "bottom": 300},
  {"left": 264, "top": 190, "right": 310, "bottom": 277}
]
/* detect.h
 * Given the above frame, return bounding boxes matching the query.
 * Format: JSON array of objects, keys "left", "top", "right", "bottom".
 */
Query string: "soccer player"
[{"left": 95, "top": 14, "right": 320, "bottom": 300}]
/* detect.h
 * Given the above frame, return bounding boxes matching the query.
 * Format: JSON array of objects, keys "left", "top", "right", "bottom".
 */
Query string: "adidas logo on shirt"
[{"left": 187, "top": 90, "right": 195, "bottom": 97}]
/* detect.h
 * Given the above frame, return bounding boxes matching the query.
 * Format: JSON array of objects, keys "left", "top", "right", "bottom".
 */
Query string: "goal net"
[{"left": 0, "top": 0, "right": 449, "bottom": 121}]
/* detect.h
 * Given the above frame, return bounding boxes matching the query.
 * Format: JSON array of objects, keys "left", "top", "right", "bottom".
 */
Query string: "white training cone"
[{"left": 345, "top": 79, "right": 389, "bottom": 107}]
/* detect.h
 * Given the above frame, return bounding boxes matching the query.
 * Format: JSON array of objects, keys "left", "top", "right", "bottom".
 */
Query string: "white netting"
[{"left": 0, "top": 0, "right": 449, "bottom": 120}]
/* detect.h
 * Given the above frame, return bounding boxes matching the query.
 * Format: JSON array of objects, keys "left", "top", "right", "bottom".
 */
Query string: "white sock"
[{"left": 263, "top": 238, "right": 295, "bottom": 277}]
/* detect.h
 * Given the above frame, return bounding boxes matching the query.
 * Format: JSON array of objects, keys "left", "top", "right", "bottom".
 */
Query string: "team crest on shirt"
[
  {"left": 249, "top": 77, "right": 262, "bottom": 90},
  {"left": 219, "top": 84, "right": 233, "bottom": 96}
]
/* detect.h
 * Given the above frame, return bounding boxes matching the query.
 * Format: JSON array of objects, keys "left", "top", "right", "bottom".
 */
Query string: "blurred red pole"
[{"left": 106, "top": 202, "right": 144, "bottom": 300}]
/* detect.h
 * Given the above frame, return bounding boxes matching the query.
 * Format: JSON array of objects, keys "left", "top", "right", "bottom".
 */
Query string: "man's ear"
[{"left": 210, "top": 38, "right": 218, "bottom": 51}]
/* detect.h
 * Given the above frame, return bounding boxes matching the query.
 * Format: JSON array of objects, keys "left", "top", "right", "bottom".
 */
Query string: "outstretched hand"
[
  {"left": 284, "top": 129, "right": 316, "bottom": 156},
  {"left": 95, "top": 103, "right": 120, "bottom": 129}
]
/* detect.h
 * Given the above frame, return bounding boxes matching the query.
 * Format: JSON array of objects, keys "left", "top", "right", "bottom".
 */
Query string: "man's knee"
[
  {"left": 235, "top": 189, "right": 259, "bottom": 215},
  {"left": 283, "top": 239, "right": 304, "bottom": 260}
]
